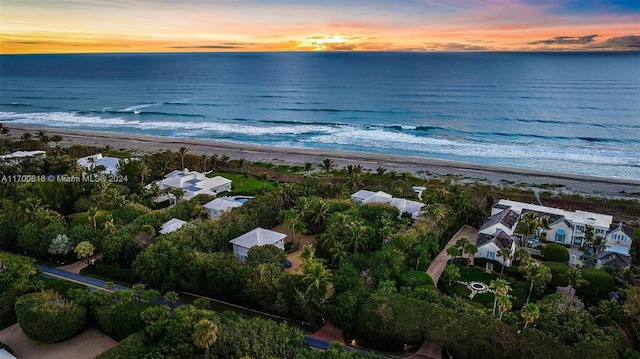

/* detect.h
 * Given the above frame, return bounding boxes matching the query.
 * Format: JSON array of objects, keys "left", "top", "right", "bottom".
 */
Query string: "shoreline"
[{"left": 5, "top": 124, "right": 640, "bottom": 198}]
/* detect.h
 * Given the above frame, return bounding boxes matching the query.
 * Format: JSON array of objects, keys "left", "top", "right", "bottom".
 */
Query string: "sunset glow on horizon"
[{"left": 2, "top": 0, "right": 639, "bottom": 54}]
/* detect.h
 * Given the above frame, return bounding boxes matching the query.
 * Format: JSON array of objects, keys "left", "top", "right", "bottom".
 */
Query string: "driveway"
[
  {"left": 0, "top": 324, "right": 116, "bottom": 359},
  {"left": 270, "top": 223, "right": 317, "bottom": 275},
  {"left": 427, "top": 224, "right": 477, "bottom": 287}
]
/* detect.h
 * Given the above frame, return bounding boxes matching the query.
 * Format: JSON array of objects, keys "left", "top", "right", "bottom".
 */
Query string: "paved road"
[
  {"left": 36, "top": 264, "right": 372, "bottom": 355},
  {"left": 426, "top": 224, "right": 478, "bottom": 288}
]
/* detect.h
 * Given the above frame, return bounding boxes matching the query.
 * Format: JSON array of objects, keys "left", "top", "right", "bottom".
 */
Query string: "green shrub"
[
  {"left": 94, "top": 332, "right": 147, "bottom": 359},
  {"left": 14, "top": 290, "right": 86, "bottom": 343},
  {"left": 577, "top": 268, "right": 614, "bottom": 303},
  {"left": 543, "top": 262, "right": 571, "bottom": 287},
  {"left": 84, "top": 262, "right": 139, "bottom": 284},
  {"left": 541, "top": 243, "right": 569, "bottom": 263},
  {"left": 399, "top": 270, "right": 434, "bottom": 288},
  {"left": 94, "top": 302, "right": 154, "bottom": 340}
]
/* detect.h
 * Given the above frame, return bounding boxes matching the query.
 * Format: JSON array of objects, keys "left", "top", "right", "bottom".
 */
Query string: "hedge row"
[{"left": 14, "top": 290, "right": 86, "bottom": 343}]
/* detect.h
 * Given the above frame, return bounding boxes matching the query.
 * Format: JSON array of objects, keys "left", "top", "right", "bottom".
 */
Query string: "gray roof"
[
  {"left": 203, "top": 197, "right": 242, "bottom": 211},
  {"left": 229, "top": 228, "right": 286, "bottom": 249},
  {"left": 597, "top": 251, "right": 632, "bottom": 268},
  {"left": 608, "top": 223, "right": 634, "bottom": 239},
  {"left": 477, "top": 230, "right": 514, "bottom": 249},
  {"left": 521, "top": 208, "right": 564, "bottom": 224},
  {"left": 479, "top": 209, "right": 519, "bottom": 232}
]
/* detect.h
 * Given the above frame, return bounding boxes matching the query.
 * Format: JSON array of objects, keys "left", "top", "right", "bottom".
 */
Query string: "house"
[
  {"left": 203, "top": 196, "right": 242, "bottom": 218},
  {"left": 478, "top": 209, "right": 520, "bottom": 237},
  {"left": 605, "top": 222, "right": 634, "bottom": 255},
  {"left": 77, "top": 153, "right": 123, "bottom": 175},
  {"left": 351, "top": 189, "right": 424, "bottom": 219},
  {"left": 151, "top": 168, "right": 232, "bottom": 201},
  {"left": 475, "top": 230, "right": 516, "bottom": 271},
  {"left": 159, "top": 218, "right": 187, "bottom": 234},
  {"left": 596, "top": 251, "right": 632, "bottom": 269},
  {"left": 229, "top": 227, "right": 286, "bottom": 261},
  {"left": 491, "top": 200, "right": 614, "bottom": 246},
  {"left": 0, "top": 150, "right": 46, "bottom": 165}
]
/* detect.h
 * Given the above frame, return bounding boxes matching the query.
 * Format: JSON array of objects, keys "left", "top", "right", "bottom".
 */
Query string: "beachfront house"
[
  {"left": 477, "top": 199, "right": 633, "bottom": 268},
  {"left": 77, "top": 153, "right": 125, "bottom": 175},
  {"left": 159, "top": 218, "right": 188, "bottom": 234},
  {"left": 351, "top": 189, "right": 424, "bottom": 220},
  {"left": 0, "top": 150, "right": 46, "bottom": 165},
  {"left": 604, "top": 222, "right": 634, "bottom": 256},
  {"left": 203, "top": 196, "right": 243, "bottom": 218},
  {"left": 150, "top": 168, "right": 232, "bottom": 202},
  {"left": 475, "top": 230, "right": 516, "bottom": 271},
  {"left": 229, "top": 227, "right": 286, "bottom": 261},
  {"left": 492, "top": 200, "right": 614, "bottom": 246}
]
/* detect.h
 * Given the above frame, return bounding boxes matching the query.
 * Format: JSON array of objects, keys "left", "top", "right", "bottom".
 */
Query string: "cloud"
[
  {"left": 423, "top": 42, "right": 491, "bottom": 51},
  {"left": 529, "top": 34, "right": 598, "bottom": 45},
  {"left": 590, "top": 35, "right": 640, "bottom": 49},
  {"left": 169, "top": 45, "right": 241, "bottom": 49}
]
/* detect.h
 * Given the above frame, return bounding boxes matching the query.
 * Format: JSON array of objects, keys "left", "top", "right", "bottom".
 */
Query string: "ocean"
[{"left": 1, "top": 52, "right": 639, "bottom": 179}]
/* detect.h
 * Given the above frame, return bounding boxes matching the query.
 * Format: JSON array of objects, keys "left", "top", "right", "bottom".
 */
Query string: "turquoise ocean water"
[{"left": 1, "top": 52, "right": 638, "bottom": 179}]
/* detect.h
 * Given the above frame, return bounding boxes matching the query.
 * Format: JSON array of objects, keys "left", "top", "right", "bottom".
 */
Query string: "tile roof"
[{"left": 477, "top": 230, "right": 514, "bottom": 249}]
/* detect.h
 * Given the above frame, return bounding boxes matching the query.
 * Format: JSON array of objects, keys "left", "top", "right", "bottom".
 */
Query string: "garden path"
[{"left": 426, "top": 225, "right": 478, "bottom": 289}]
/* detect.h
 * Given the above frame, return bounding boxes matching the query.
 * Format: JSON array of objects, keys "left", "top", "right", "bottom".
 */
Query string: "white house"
[
  {"left": 203, "top": 196, "right": 242, "bottom": 218},
  {"left": 229, "top": 227, "right": 286, "bottom": 261},
  {"left": 478, "top": 209, "right": 520, "bottom": 237},
  {"left": 605, "top": 222, "right": 634, "bottom": 255},
  {"left": 159, "top": 218, "right": 187, "bottom": 234},
  {"left": 475, "top": 230, "right": 516, "bottom": 270},
  {"left": 492, "top": 200, "right": 614, "bottom": 246},
  {"left": 0, "top": 150, "right": 46, "bottom": 165},
  {"left": 151, "top": 168, "right": 232, "bottom": 201},
  {"left": 77, "top": 153, "right": 124, "bottom": 175},
  {"left": 351, "top": 189, "right": 424, "bottom": 219}
]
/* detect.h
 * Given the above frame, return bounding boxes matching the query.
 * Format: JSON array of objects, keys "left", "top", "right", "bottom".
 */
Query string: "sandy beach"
[{"left": 5, "top": 124, "right": 640, "bottom": 198}]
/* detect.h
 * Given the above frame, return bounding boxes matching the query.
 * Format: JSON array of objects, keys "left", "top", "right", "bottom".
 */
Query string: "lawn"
[
  {"left": 443, "top": 266, "right": 528, "bottom": 309},
  {"left": 208, "top": 172, "right": 275, "bottom": 194}
]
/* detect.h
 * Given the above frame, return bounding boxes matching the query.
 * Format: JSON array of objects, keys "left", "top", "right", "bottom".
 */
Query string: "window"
[
  {"left": 555, "top": 229, "right": 565, "bottom": 243},
  {"left": 486, "top": 251, "right": 495, "bottom": 260}
]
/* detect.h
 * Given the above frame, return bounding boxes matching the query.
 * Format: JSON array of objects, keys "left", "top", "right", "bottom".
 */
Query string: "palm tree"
[
  {"left": 446, "top": 245, "right": 462, "bottom": 264},
  {"left": 169, "top": 187, "right": 187, "bottom": 204},
  {"left": 591, "top": 235, "right": 607, "bottom": 255},
  {"left": 521, "top": 303, "right": 540, "bottom": 331},
  {"left": 132, "top": 283, "right": 145, "bottom": 303},
  {"left": 344, "top": 220, "right": 369, "bottom": 254},
  {"left": 50, "top": 134, "right": 63, "bottom": 144},
  {"left": 220, "top": 155, "right": 230, "bottom": 170},
  {"left": 376, "top": 165, "right": 386, "bottom": 189},
  {"left": 456, "top": 237, "right": 470, "bottom": 251},
  {"left": 303, "top": 162, "right": 313, "bottom": 175},
  {"left": 178, "top": 146, "right": 189, "bottom": 169},
  {"left": 590, "top": 299, "right": 624, "bottom": 328},
  {"left": 538, "top": 215, "right": 552, "bottom": 239},
  {"left": 282, "top": 208, "right": 305, "bottom": 247},
  {"left": 565, "top": 268, "right": 586, "bottom": 297},
  {"left": 584, "top": 224, "right": 595, "bottom": 247},
  {"left": 329, "top": 241, "right": 348, "bottom": 267},
  {"left": 0, "top": 123, "right": 9, "bottom": 137},
  {"left": 164, "top": 291, "right": 179, "bottom": 311},
  {"left": 464, "top": 242, "right": 478, "bottom": 271},
  {"left": 516, "top": 212, "right": 539, "bottom": 247},
  {"left": 192, "top": 319, "right": 218, "bottom": 355},
  {"left": 20, "top": 132, "right": 33, "bottom": 140},
  {"left": 319, "top": 158, "right": 335, "bottom": 173},
  {"left": 498, "top": 294, "right": 512, "bottom": 321},
  {"left": 514, "top": 247, "right": 531, "bottom": 265},
  {"left": 297, "top": 244, "right": 317, "bottom": 267},
  {"left": 442, "top": 264, "right": 461, "bottom": 287},
  {"left": 497, "top": 248, "right": 513, "bottom": 275},
  {"left": 88, "top": 206, "right": 100, "bottom": 229},
  {"left": 490, "top": 279, "right": 512, "bottom": 317},
  {"left": 140, "top": 164, "right": 151, "bottom": 185},
  {"left": 302, "top": 261, "right": 333, "bottom": 293},
  {"left": 523, "top": 262, "right": 551, "bottom": 304},
  {"left": 210, "top": 153, "right": 219, "bottom": 172}
]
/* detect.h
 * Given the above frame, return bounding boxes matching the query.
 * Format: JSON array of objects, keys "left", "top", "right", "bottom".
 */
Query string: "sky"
[{"left": 1, "top": 0, "right": 639, "bottom": 54}]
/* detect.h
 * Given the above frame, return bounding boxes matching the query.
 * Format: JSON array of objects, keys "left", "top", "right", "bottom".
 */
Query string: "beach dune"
[{"left": 5, "top": 124, "right": 640, "bottom": 198}]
